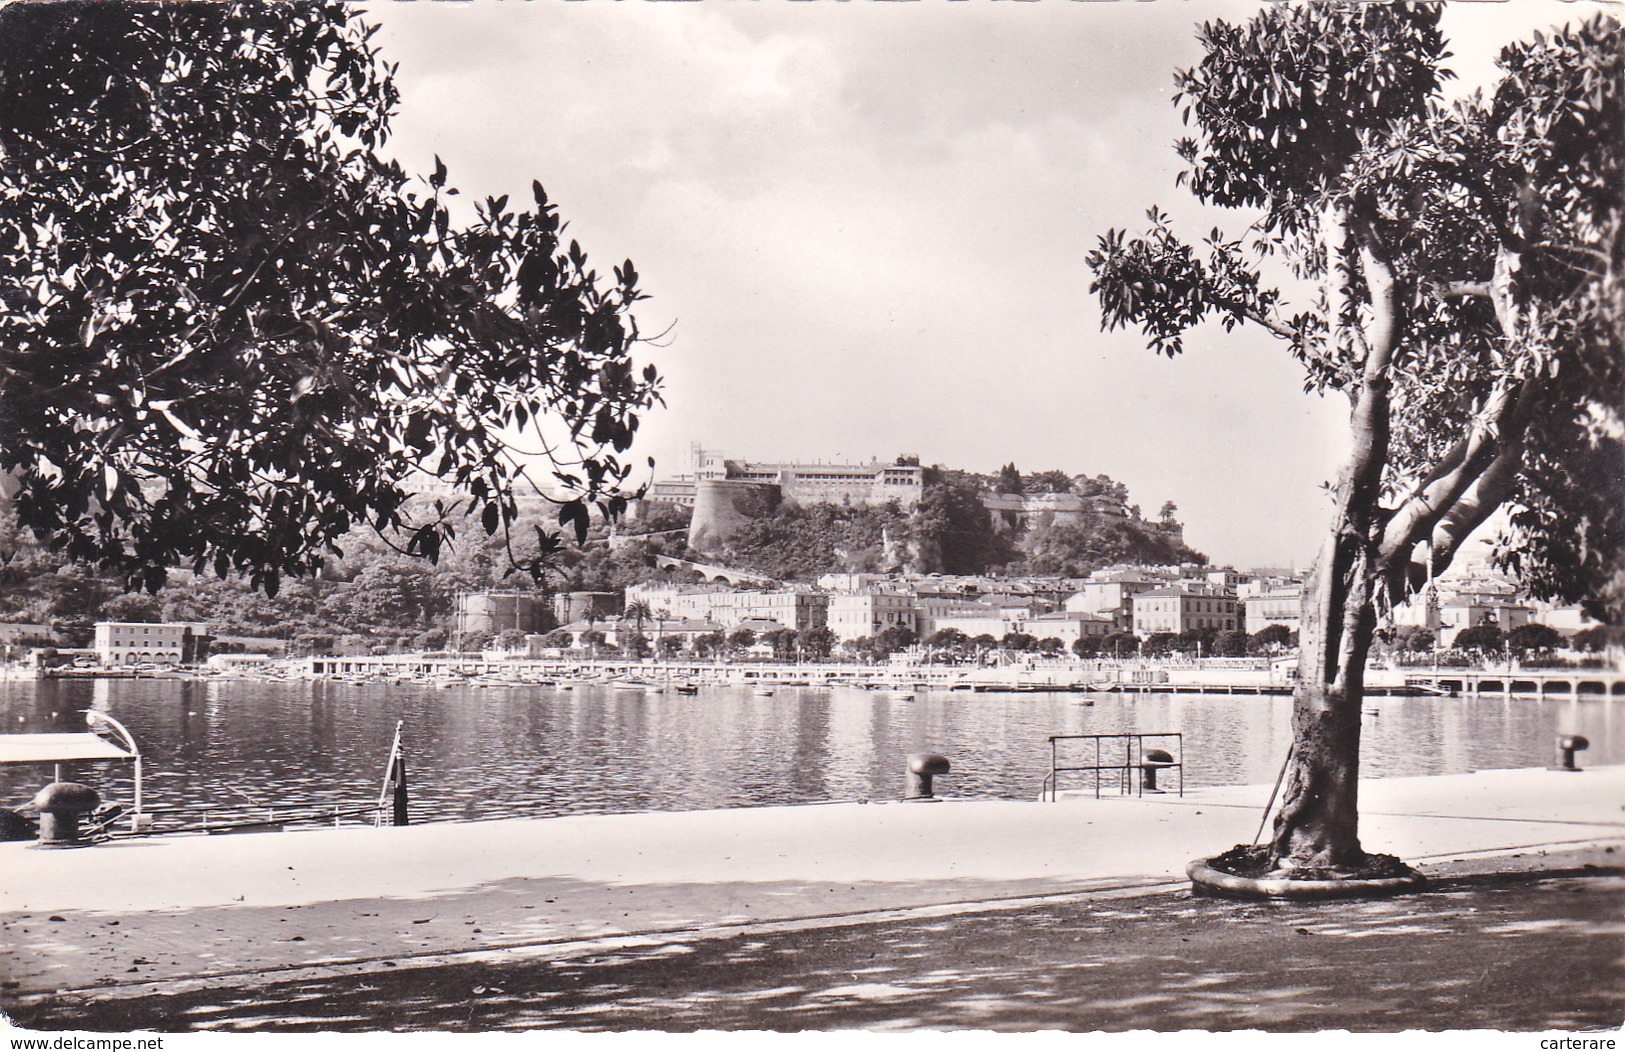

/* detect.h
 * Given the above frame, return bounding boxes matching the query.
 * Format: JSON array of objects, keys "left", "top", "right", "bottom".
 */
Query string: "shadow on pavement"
[{"left": 8, "top": 864, "right": 1622, "bottom": 1034}]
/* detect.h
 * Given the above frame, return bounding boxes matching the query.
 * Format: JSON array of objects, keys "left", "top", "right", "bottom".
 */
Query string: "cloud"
[{"left": 360, "top": 0, "right": 1598, "bottom": 568}]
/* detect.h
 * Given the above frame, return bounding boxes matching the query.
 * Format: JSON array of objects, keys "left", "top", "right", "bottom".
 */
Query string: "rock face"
[{"left": 688, "top": 479, "right": 782, "bottom": 551}]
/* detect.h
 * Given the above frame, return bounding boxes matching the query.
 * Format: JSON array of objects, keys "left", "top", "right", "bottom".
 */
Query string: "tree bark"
[
  {"left": 1269, "top": 544, "right": 1377, "bottom": 872},
  {"left": 1266, "top": 231, "right": 1396, "bottom": 874}
]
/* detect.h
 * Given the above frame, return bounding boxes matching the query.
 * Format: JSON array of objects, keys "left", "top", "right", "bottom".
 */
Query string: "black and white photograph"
[{"left": 0, "top": 0, "right": 1621, "bottom": 1042}]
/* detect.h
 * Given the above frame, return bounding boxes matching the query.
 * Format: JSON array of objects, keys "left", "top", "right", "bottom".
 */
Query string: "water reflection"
[{"left": 0, "top": 679, "right": 1618, "bottom": 827}]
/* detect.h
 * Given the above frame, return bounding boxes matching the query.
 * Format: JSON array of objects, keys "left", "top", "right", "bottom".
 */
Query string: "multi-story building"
[
  {"left": 1243, "top": 586, "right": 1303, "bottom": 635},
  {"left": 624, "top": 582, "right": 731, "bottom": 619},
  {"left": 1237, "top": 570, "right": 1304, "bottom": 598},
  {"left": 624, "top": 584, "right": 827, "bottom": 632},
  {"left": 816, "top": 573, "right": 893, "bottom": 594},
  {"left": 929, "top": 609, "right": 1115, "bottom": 647},
  {"left": 706, "top": 590, "right": 830, "bottom": 633},
  {"left": 94, "top": 621, "right": 209, "bottom": 665},
  {"left": 927, "top": 610, "right": 1027, "bottom": 643},
  {"left": 1132, "top": 588, "right": 1239, "bottom": 637},
  {"left": 1206, "top": 567, "right": 1254, "bottom": 592},
  {"left": 913, "top": 597, "right": 999, "bottom": 637},
  {"left": 1437, "top": 593, "right": 1531, "bottom": 645},
  {"left": 828, "top": 592, "right": 917, "bottom": 641},
  {"left": 637, "top": 446, "right": 926, "bottom": 516},
  {"left": 1064, "top": 571, "right": 1164, "bottom": 616},
  {"left": 1021, "top": 610, "right": 1118, "bottom": 646}
]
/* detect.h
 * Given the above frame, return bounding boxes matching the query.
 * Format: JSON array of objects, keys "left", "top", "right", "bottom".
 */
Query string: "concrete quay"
[{"left": 2, "top": 765, "right": 1622, "bottom": 1031}]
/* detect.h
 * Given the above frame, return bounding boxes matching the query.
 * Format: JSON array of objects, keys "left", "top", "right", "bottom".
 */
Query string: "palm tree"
[{"left": 623, "top": 600, "right": 654, "bottom": 664}]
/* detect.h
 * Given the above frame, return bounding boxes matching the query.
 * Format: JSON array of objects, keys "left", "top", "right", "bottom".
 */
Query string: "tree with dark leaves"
[{"left": 0, "top": 1, "right": 661, "bottom": 597}]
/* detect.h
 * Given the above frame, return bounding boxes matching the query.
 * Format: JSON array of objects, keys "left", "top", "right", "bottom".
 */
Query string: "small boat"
[
  {"left": 752, "top": 686, "right": 776, "bottom": 697},
  {"left": 674, "top": 682, "right": 699, "bottom": 696}
]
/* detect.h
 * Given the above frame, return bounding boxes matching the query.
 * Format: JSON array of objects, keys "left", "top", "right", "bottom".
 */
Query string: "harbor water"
[{"left": 0, "top": 677, "right": 1619, "bottom": 829}]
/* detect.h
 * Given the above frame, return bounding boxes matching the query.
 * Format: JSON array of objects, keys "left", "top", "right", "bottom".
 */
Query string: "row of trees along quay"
[
  {"left": 1087, "top": 5, "right": 1622, "bottom": 880},
  {"left": 0, "top": 3, "right": 1619, "bottom": 889}
]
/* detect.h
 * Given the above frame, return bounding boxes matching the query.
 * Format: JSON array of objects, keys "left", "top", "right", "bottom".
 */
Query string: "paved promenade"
[{"left": 2, "top": 765, "right": 1622, "bottom": 1031}]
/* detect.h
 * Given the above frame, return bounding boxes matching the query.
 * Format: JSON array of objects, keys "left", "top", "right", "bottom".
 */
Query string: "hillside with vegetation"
[
  {"left": 0, "top": 462, "right": 1201, "bottom": 648},
  {"left": 713, "top": 464, "right": 1207, "bottom": 581},
  {"left": 0, "top": 503, "right": 595, "bottom": 653}
]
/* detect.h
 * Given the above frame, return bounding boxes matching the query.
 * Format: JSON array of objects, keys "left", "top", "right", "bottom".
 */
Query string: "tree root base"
[{"left": 1188, "top": 844, "right": 1426, "bottom": 900}]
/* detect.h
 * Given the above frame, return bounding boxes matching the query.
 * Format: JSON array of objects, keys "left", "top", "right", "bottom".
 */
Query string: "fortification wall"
[
  {"left": 688, "top": 479, "right": 782, "bottom": 551},
  {"left": 778, "top": 476, "right": 920, "bottom": 508},
  {"left": 981, "top": 492, "right": 1128, "bottom": 532}
]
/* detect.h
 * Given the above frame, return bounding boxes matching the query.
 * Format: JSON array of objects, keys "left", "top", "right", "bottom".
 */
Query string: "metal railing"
[{"left": 1043, "top": 732, "right": 1183, "bottom": 801}]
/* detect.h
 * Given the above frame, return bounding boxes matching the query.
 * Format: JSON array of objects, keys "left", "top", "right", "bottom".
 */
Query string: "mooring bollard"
[
  {"left": 1551, "top": 734, "right": 1589, "bottom": 772},
  {"left": 31, "top": 782, "right": 101, "bottom": 848},
  {"left": 905, "top": 752, "right": 951, "bottom": 801},
  {"left": 1140, "top": 748, "right": 1176, "bottom": 793}
]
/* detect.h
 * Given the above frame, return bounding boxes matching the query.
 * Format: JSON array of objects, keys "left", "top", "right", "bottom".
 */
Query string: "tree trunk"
[
  {"left": 1264, "top": 231, "right": 1396, "bottom": 874},
  {"left": 1268, "top": 553, "right": 1375, "bottom": 871}
]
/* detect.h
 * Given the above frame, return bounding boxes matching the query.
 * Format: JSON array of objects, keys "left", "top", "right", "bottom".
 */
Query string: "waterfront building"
[
  {"left": 624, "top": 581, "right": 732, "bottom": 619},
  {"left": 913, "top": 598, "right": 1000, "bottom": 637},
  {"left": 1437, "top": 593, "right": 1532, "bottom": 646},
  {"left": 1021, "top": 610, "right": 1118, "bottom": 645},
  {"left": 1243, "top": 587, "right": 1303, "bottom": 635},
  {"left": 1131, "top": 587, "right": 1239, "bottom": 637},
  {"left": 828, "top": 592, "right": 918, "bottom": 641},
  {"left": 927, "top": 611, "right": 1027, "bottom": 642},
  {"left": 706, "top": 590, "right": 830, "bottom": 633},
  {"left": 927, "top": 608, "right": 1114, "bottom": 647},
  {"left": 94, "top": 621, "right": 209, "bottom": 665},
  {"left": 625, "top": 584, "right": 826, "bottom": 633}
]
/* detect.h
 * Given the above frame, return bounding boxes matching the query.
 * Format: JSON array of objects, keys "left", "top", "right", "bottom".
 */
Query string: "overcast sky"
[{"left": 364, "top": 0, "right": 1606, "bottom": 570}]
